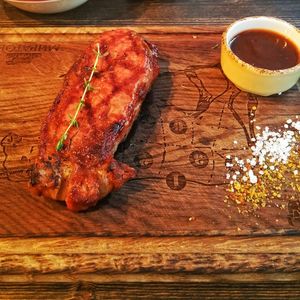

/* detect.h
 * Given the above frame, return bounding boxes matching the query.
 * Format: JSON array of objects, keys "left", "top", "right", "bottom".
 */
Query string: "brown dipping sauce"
[{"left": 230, "top": 29, "right": 299, "bottom": 70}]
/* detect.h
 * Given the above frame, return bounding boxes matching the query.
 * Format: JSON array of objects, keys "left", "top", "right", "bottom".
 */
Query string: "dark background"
[{"left": 1, "top": 0, "right": 299, "bottom": 27}]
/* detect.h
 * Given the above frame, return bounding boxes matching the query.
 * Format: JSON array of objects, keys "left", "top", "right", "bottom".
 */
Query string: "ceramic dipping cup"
[{"left": 221, "top": 16, "right": 300, "bottom": 96}]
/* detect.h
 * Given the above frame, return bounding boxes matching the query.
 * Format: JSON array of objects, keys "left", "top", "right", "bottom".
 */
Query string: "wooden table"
[{"left": 0, "top": 0, "right": 300, "bottom": 299}]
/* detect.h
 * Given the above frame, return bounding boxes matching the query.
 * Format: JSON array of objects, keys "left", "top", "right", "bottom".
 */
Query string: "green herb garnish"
[{"left": 56, "top": 43, "right": 107, "bottom": 151}]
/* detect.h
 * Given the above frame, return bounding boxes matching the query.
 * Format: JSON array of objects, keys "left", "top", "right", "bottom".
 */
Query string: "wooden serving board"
[{"left": 0, "top": 27, "right": 299, "bottom": 281}]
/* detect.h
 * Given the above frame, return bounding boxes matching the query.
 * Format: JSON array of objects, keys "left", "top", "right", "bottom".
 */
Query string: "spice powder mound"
[{"left": 225, "top": 118, "right": 300, "bottom": 210}]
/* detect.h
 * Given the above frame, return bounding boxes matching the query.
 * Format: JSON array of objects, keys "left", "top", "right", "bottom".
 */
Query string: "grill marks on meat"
[{"left": 30, "top": 30, "right": 159, "bottom": 211}]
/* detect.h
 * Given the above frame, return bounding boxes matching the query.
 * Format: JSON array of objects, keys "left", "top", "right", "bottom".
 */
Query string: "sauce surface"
[{"left": 230, "top": 29, "right": 299, "bottom": 70}]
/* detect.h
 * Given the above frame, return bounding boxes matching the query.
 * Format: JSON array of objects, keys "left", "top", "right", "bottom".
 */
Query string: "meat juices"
[{"left": 30, "top": 29, "right": 159, "bottom": 211}]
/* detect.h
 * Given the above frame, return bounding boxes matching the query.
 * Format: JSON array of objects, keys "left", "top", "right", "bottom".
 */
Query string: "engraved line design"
[{"left": 158, "top": 110, "right": 167, "bottom": 174}]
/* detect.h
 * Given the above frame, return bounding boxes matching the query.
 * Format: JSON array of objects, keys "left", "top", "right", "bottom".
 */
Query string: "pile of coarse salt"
[{"left": 225, "top": 118, "right": 300, "bottom": 210}]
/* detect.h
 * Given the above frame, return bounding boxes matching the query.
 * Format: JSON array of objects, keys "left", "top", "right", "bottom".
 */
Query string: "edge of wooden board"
[
  {"left": 0, "top": 25, "right": 226, "bottom": 35},
  {"left": 1, "top": 236, "right": 300, "bottom": 254},
  {"left": 0, "top": 273, "right": 300, "bottom": 284},
  {"left": 0, "top": 236, "right": 299, "bottom": 276}
]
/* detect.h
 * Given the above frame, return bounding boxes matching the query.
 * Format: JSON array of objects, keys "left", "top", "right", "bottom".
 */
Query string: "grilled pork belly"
[{"left": 30, "top": 29, "right": 159, "bottom": 211}]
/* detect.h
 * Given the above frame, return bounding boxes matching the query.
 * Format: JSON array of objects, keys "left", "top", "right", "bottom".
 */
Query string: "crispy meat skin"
[{"left": 30, "top": 29, "right": 159, "bottom": 211}]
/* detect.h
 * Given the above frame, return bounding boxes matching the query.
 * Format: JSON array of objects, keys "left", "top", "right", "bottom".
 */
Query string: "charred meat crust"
[{"left": 30, "top": 29, "right": 159, "bottom": 211}]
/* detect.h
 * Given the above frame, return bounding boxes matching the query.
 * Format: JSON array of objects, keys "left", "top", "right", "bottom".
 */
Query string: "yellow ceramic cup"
[{"left": 221, "top": 16, "right": 300, "bottom": 96}]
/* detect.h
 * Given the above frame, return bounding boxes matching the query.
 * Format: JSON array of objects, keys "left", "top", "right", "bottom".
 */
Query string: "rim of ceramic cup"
[
  {"left": 6, "top": 0, "right": 69, "bottom": 3},
  {"left": 222, "top": 16, "right": 300, "bottom": 75}
]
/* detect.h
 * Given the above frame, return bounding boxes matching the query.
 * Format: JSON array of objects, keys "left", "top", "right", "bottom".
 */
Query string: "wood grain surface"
[
  {"left": 0, "top": 24, "right": 299, "bottom": 298},
  {"left": 0, "top": 282, "right": 300, "bottom": 300},
  {"left": 0, "top": 236, "right": 299, "bottom": 274},
  {"left": 0, "top": 27, "right": 299, "bottom": 237},
  {"left": 0, "top": 0, "right": 300, "bottom": 27}
]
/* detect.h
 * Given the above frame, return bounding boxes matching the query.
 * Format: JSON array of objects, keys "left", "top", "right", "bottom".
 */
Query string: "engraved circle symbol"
[
  {"left": 288, "top": 200, "right": 300, "bottom": 226},
  {"left": 166, "top": 171, "right": 186, "bottom": 190},
  {"left": 134, "top": 152, "right": 153, "bottom": 169},
  {"left": 189, "top": 150, "right": 209, "bottom": 168},
  {"left": 169, "top": 119, "right": 187, "bottom": 134}
]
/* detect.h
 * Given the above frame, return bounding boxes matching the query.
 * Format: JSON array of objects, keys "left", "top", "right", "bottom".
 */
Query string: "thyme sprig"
[{"left": 56, "top": 43, "right": 106, "bottom": 151}]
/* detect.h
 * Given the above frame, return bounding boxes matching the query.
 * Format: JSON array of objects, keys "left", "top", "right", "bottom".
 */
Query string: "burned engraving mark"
[
  {"left": 227, "top": 81, "right": 258, "bottom": 147},
  {"left": 185, "top": 67, "right": 258, "bottom": 147},
  {"left": 185, "top": 70, "right": 213, "bottom": 118},
  {"left": 115, "top": 64, "right": 294, "bottom": 221},
  {"left": 1, "top": 43, "right": 60, "bottom": 65},
  {"left": 288, "top": 200, "right": 300, "bottom": 226},
  {"left": 159, "top": 66, "right": 261, "bottom": 186},
  {"left": 158, "top": 111, "right": 167, "bottom": 175},
  {"left": 6, "top": 53, "right": 41, "bottom": 65},
  {"left": 0, "top": 133, "right": 37, "bottom": 182},
  {"left": 189, "top": 150, "right": 209, "bottom": 169},
  {"left": 169, "top": 119, "right": 187, "bottom": 134},
  {"left": 166, "top": 171, "right": 186, "bottom": 190},
  {"left": 183, "top": 69, "right": 229, "bottom": 120}
]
